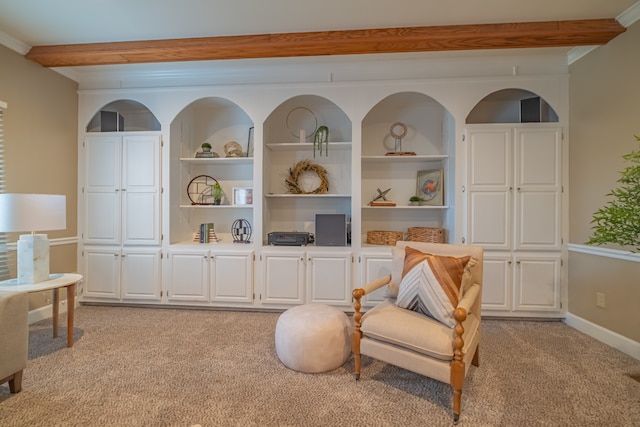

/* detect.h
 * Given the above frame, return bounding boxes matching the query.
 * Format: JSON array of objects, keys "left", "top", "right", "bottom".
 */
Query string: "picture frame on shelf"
[
  {"left": 247, "top": 126, "right": 254, "bottom": 158},
  {"left": 233, "top": 187, "right": 253, "bottom": 205},
  {"left": 416, "top": 169, "right": 444, "bottom": 206}
]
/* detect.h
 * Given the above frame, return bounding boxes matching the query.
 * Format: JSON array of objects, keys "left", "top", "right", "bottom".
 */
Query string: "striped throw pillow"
[{"left": 396, "top": 247, "right": 471, "bottom": 327}]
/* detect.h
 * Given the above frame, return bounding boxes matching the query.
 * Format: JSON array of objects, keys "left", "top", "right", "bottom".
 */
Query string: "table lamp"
[{"left": 0, "top": 194, "right": 66, "bottom": 284}]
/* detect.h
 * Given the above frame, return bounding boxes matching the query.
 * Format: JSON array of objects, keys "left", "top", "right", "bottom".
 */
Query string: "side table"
[{"left": 0, "top": 273, "right": 83, "bottom": 348}]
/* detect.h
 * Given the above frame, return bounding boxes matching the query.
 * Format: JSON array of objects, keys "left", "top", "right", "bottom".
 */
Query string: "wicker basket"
[
  {"left": 406, "top": 227, "right": 445, "bottom": 243},
  {"left": 366, "top": 230, "right": 404, "bottom": 246}
]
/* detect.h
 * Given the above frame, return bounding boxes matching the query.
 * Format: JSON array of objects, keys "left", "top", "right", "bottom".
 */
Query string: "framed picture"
[
  {"left": 233, "top": 188, "right": 253, "bottom": 205},
  {"left": 416, "top": 169, "right": 444, "bottom": 206}
]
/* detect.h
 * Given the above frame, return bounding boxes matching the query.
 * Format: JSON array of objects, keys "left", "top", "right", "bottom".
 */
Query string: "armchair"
[
  {"left": 352, "top": 241, "right": 483, "bottom": 423},
  {"left": 0, "top": 290, "right": 29, "bottom": 393}
]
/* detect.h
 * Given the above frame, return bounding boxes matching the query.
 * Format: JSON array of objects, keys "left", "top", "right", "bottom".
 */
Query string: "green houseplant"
[
  {"left": 409, "top": 196, "right": 421, "bottom": 206},
  {"left": 201, "top": 142, "right": 212, "bottom": 152},
  {"left": 211, "top": 182, "right": 223, "bottom": 205},
  {"left": 587, "top": 135, "right": 640, "bottom": 252}
]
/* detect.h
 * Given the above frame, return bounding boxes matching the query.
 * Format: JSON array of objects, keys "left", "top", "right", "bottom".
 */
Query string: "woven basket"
[
  {"left": 366, "top": 230, "right": 404, "bottom": 246},
  {"left": 406, "top": 227, "right": 445, "bottom": 243}
]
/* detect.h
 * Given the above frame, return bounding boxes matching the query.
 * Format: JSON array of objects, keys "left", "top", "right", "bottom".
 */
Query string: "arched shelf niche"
[
  {"left": 262, "top": 94, "right": 352, "bottom": 245},
  {"left": 263, "top": 94, "right": 351, "bottom": 144},
  {"left": 86, "top": 99, "right": 161, "bottom": 132},
  {"left": 466, "top": 88, "right": 559, "bottom": 124},
  {"left": 169, "top": 97, "right": 255, "bottom": 245},
  {"left": 360, "top": 92, "right": 455, "bottom": 244},
  {"left": 362, "top": 91, "right": 454, "bottom": 156}
]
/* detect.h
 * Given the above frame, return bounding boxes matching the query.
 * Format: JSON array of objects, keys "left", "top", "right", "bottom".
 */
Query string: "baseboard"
[
  {"left": 564, "top": 313, "right": 640, "bottom": 361},
  {"left": 28, "top": 301, "right": 69, "bottom": 325}
]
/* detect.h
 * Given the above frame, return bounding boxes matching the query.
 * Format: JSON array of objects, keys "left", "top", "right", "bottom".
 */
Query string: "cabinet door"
[
  {"left": 514, "top": 128, "right": 562, "bottom": 250},
  {"left": 210, "top": 250, "right": 253, "bottom": 304},
  {"left": 513, "top": 254, "right": 561, "bottom": 312},
  {"left": 166, "top": 250, "right": 209, "bottom": 302},
  {"left": 83, "top": 246, "right": 120, "bottom": 299},
  {"left": 84, "top": 136, "right": 121, "bottom": 244},
  {"left": 466, "top": 128, "right": 512, "bottom": 250},
  {"left": 480, "top": 254, "right": 511, "bottom": 312},
  {"left": 122, "top": 135, "right": 161, "bottom": 245},
  {"left": 307, "top": 251, "right": 352, "bottom": 305},
  {"left": 121, "top": 248, "right": 161, "bottom": 301},
  {"left": 360, "top": 251, "right": 393, "bottom": 306},
  {"left": 262, "top": 251, "right": 305, "bottom": 305}
]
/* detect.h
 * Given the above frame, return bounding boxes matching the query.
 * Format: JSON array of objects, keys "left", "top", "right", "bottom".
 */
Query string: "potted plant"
[
  {"left": 587, "top": 136, "right": 640, "bottom": 252},
  {"left": 409, "top": 196, "right": 421, "bottom": 206},
  {"left": 211, "top": 182, "right": 223, "bottom": 205},
  {"left": 201, "top": 142, "right": 212, "bottom": 152}
]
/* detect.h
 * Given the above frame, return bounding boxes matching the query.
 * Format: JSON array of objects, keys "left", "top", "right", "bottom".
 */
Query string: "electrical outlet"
[{"left": 596, "top": 292, "right": 606, "bottom": 308}]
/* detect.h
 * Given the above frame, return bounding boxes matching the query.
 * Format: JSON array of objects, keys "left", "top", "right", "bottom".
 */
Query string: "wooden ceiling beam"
[{"left": 25, "top": 18, "right": 625, "bottom": 67}]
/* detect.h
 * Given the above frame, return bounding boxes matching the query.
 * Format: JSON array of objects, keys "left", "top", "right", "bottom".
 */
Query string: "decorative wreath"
[{"left": 285, "top": 160, "right": 329, "bottom": 194}]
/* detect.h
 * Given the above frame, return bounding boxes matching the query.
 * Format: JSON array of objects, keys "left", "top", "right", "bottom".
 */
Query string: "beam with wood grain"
[{"left": 25, "top": 19, "right": 625, "bottom": 67}]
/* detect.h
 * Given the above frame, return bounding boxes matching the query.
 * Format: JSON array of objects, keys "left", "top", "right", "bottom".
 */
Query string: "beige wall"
[
  {"left": 568, "top": 21, "right": 640, "bottom": 341},
  {"left": 0, "top": 45, "right": 78, "bottom": 307}
]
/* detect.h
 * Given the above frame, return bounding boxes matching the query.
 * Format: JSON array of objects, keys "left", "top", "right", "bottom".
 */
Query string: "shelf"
[
  {"left": 180, "top": 157, "right": 253, "bottom": 165},
  {"left": 265, "top": 193, "right": 351, "bottom": 198},
  {"left": 361, "top": 154, "right": 448, "bottom": 163},
  {"left": 362, "top": 205, "right": 449, "bottom": 209},
  {"left": 265, "top": 142, "right": 352, "bottom": 151},
  {"left": 179, "top": 204, "right": 253, "bottom": 208}
]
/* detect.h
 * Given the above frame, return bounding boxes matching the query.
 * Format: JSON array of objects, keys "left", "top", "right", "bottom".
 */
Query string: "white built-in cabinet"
[
  {"left": 77, "top": 80, "right": 567, "bottom": 318},
  {"left": 464, "top": 125, "right": 563, "bottom": 316},
  {"left": 165, "top": 248, "right": 254, "bottom": 305},
  {"left": 260, "top": 248, "right": 352, "bottom": 308},
  {"left": 81, "top": 133, "right": 162, "bottom": 302}
]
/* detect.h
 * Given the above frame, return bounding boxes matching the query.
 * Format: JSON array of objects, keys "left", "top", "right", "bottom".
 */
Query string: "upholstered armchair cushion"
[
  {"left": 0, "top": 290, "right": 29, "bottom": 393},
  {"left": 360, "top": 299, "right": 480, "bottom": 361}
]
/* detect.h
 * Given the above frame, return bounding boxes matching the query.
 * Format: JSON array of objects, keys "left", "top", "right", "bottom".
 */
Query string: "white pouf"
[{"left": 275, "top": 304, "right": 352, "bottom": 373}]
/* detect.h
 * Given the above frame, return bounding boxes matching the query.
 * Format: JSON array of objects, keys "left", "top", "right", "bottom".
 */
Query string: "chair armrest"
[
  {"left": 352, "top": 274, "right": 392, "bottom": 301},
  {"left": 457, "top": 283, "right": 481, "bottom": 314}
]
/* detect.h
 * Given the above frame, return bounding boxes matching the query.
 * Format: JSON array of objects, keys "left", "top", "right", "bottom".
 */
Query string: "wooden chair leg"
[
  {"left": 451, "top": 361, "right": 464, "bottom": 424},
  {"left": 351, "top": 332, "right": 361, "bottom": 380},
  {"left": 352, "top": 288, "right": 365, "bottom": 381},
  {"left": 472, "top": 345, "right": 480, "bottom": 367},
  {"left": 8, "top": 370, "right": 23, "bottom": 393}
]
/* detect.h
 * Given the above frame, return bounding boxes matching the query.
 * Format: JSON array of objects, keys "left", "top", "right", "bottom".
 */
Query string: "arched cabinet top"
[
  {"left": 362, "top": 91, "right": 454, "bottom": 157},
  {"left": 170, "top": 96, "right": 254, "bottom": 159},
  {"left": 466, "top": 88, "right": 559, "bottom": 124},
  {"left": 264, "top": 94, "right": 351, "bottom": 144},
  {"left": 86, "top": 99, "right": 161, "bottom": 132}
]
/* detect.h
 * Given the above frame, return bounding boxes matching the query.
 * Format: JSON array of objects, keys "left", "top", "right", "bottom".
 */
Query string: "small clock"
[{"left": 187, "top": 175, "right": 219, "bottom": 205}]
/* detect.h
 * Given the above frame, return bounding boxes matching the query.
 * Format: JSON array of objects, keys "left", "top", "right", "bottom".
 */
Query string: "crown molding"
[{"left": 0, "top": 30, "right": 30, "bottom": 55}]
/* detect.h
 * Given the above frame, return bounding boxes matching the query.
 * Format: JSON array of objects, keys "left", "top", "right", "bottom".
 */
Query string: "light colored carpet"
[{"left": 1, "top": 305, "right": 639, "bottom": 426}]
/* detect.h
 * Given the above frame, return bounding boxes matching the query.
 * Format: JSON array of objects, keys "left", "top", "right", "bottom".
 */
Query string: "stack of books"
[{"left": 193, "top": 223, "right": 218, "bottom": 243}]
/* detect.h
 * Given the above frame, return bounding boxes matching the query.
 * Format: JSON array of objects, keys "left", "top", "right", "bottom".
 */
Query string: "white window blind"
[{"left": 0, "top": 101, "right": 9, "bottom": 280}]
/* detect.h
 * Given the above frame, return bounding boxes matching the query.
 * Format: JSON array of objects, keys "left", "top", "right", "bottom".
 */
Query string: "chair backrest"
[{"left": 389, "top": 241, "right": 484, "bottom": 317}]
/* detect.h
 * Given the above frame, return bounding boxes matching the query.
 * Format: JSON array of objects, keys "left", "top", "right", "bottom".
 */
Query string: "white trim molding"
[
  {"left": 568, "top": 243, "right": 640, "bottom": 263},
  {"left": 564, "top": 313, "right": 640, "bottom": 361}
]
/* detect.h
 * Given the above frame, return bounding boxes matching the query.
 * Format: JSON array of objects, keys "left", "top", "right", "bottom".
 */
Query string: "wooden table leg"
[
  {"left": 52, "top": 288, "right": 59, "bottom": 338},
  {"left": 66, "top": 283, "right": 76, "bottom": 348}
]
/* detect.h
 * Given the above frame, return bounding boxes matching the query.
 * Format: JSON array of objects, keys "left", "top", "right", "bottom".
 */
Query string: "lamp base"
[{"left": 17, "top": 234, "right": 50, "bottom": 284}]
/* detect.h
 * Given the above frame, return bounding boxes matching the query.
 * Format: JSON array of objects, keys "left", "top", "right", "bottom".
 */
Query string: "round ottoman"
[{"left": 275, "top": 304, "right": 351, "bottom": 373}]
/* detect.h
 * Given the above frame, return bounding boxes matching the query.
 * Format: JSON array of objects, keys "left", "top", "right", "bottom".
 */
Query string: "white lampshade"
[
  {"left": 0, "top": 194, "right": 66, "bottom": 233},
  {"left": 0, "top": 194, "right": 66, "bottom": 284}
]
